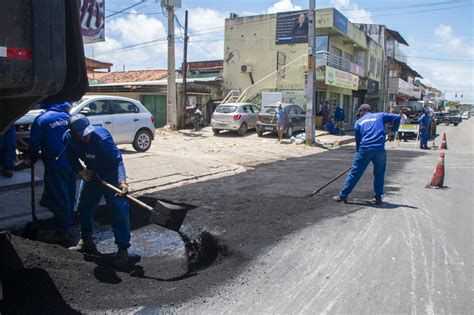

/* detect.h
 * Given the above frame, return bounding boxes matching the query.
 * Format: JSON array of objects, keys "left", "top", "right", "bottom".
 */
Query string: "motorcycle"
[{"left": 193, "top": 108, "right": 205, "bottom": 130}]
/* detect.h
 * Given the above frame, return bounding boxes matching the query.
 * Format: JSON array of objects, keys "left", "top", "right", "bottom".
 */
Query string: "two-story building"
[
  {"left": 357, "top": 24, "right": 423, "bottom": 112},
  {"left": 223, "top": 8, "right": 384, "bottom": 126}
]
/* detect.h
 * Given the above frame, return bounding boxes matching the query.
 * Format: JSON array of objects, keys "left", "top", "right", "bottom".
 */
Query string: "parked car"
[
  {"left": 256, "top": 103, "right": 306, "bottom": 138},
  {"left": 461, "top": 111, "right": 470, "bottom": 119},
  {"left": 433, "top": 112, "right": 446, "bottom": 125},
  {"left": 211, "top": 103, "right": 260, "bottom": 136},
  {"left": 444, "top": 112, "right": 462, "bottom": 126},
  {"left": 15, "top": 95, "right": 156, "bottom": 152}
]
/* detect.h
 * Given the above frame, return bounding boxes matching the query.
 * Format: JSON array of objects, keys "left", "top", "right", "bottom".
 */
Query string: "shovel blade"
[{"left": 149, "top": 199, "right": 197, "bottom": 232}]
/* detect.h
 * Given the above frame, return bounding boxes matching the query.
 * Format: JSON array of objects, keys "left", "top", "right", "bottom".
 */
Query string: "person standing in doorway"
[{"left": 334, "top": 106, "right": 345, "bottom": 135}]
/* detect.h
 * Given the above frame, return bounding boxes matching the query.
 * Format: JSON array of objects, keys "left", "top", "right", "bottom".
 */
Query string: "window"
[
  {"left": 81, "top": 100, "right": 109, "bottom": 116},
  {"left": 216, "top": 105, "right": 237, "bottom": 113},
  {"left": 242, "top": 105, "right": 253, "bottom": 113},
  {"left": 251, "top": 105, "right": 261, "bottom": 113},
  {"left": 316, "top": 36, "right": 329, "bottom": 52},
  {"left": 111, "top": 101, "right": 139, "bottom": 114},
  {"left": 330, "top": 45, "right": 342, "bottom": 57},
  {"left": 344, "top": 52, "right": 353, "bottom": 62},
  {"left": 288, "top": 106, "right": 298, "bottom": 115}
]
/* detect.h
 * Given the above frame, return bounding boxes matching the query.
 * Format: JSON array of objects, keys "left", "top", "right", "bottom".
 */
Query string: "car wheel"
[
  {"left": 285, "top": 125, "right": 293, "bottom": 138},
  {"left": 257, "top": 129, "right": 264, "bottom": 137},
  {"left": 212, "top": 128, "right": 220, "bottom": 135},
  {"left": 238, "top": 123, "right": 248, "bottom": 136},
  {"left": 132, "top": 129, "right": 152, "bottom": 152}
]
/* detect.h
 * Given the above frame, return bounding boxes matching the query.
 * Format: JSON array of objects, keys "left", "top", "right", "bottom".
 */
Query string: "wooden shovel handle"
[{"left": 99, "top": 179, "right": 154, "bottom": 212}]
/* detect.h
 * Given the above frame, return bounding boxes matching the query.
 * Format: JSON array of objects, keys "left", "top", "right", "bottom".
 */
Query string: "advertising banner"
[
  {"left": 333, "top": 9, "right": 348, "bottom": 35},
  {"left": 276, "top": 10, "right": 309, "bottom": 45},
  {"left": 325, "top": 66, "right": 359, "bottom": 90},
  {"left": 79, "top": 0, "right": 105, "bottom": 44}
]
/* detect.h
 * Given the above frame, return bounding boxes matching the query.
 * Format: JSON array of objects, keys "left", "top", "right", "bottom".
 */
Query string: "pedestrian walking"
[
  {"left": 418, "top": 109, "right": 430, "bottom": 149},
  {"left": 66, "top": 114, "right": 131, "bottom": 268},
  {"left": 0, "top": 124, "right": 16, "bottom": 178},
  {"left": 29, "top": 102, "right": 76, "bottom": 245},
  {"left": 334, "top": 106, "right": 345, "bottom": 135},
  {"left": 333, "top": 104, "right": 401, "bottom": 205},
  {"left": 271, "top": 102, "right": 288, "bottom": 144}
]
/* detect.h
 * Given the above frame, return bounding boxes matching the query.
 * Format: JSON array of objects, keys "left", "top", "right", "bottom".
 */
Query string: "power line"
[
  {"left": 399, "top": 55, "right": 474, "bottom": 62},
  {"left": 105, "top": 1, "right": 145, "bottom": 19},
  {"left": 371, "top": 3, "right": 473, "bottom": 17}
]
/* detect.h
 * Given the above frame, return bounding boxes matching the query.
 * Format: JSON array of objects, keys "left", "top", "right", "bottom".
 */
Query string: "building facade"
[{"left": 223, "top": 8, "right": 384, "bottom": 126}]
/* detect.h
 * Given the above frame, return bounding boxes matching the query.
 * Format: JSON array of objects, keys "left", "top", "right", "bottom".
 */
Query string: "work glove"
[
  {"left": 118, "top": 181, "right": 129, "bottom": 196},
  {"left": 78, "top": 169, "right": 97, "bottom": 182}
]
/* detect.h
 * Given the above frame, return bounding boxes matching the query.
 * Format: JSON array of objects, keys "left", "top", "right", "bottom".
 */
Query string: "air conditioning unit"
[{"left": 241, "top": 64, "right": 253, "bottom": 73}]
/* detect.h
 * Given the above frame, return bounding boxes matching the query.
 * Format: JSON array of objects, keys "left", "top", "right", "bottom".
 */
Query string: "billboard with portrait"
[
  {"left": 276, "top": 10, "right": 309, "bottom": 45},
  {"left": 79, "top": 0, "right": 105, "bottom": 44}
]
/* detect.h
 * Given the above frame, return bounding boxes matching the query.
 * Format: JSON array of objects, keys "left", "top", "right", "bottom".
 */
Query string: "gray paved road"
[{"left": 178, "top": 119, "right": 473, "bottom": 314}]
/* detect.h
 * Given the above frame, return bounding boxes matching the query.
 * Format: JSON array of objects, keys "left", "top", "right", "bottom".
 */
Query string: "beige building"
[{"left": 223, "top": 8, "right": 384, "bottom": 125}]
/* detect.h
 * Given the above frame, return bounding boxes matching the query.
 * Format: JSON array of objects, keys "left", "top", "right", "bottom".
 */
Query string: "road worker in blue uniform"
[
  {"left": 333, "top": 104, "right": 402, "bottom": 205},
  {"left": 0, "top": 124, "right": 16, "bottom": 178},
  {"left": 418, "top": 109, "right": 430, "bottom": 149},
  {"left": 30, "top": 102, "right": 76, "bottom": 245},
  {"left": 326, "top": 116, "right": 341, "bottom": 135},
  {"left": 66, "top": 114, "right": 130, "bottom": 268}
]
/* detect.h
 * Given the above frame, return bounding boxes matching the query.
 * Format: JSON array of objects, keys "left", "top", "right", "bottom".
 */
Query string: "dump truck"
[{"left": 0, "top": 0, "right": 88, "bottom": 134}]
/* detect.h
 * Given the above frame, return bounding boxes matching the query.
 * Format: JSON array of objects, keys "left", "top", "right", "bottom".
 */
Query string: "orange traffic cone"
[
  {"left": 440, "top": 133, "right": 448, "bottom": 150},
  {"left": 426, "top": 152, "right": 447, "bottom": 189}
]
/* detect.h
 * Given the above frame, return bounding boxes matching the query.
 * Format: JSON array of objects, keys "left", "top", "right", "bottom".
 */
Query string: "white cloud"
[
  {"left": 267, "top": 0, "right": 302, "bottom": 14},
  {"left": 434, "top": 24, "right": 463, "bottom": 51},
  {"left": 330, "top": 0, "right": 373, "bottom": 23},
  {"left": 87, "top": 11, "right": 168, "bottom": 70}
]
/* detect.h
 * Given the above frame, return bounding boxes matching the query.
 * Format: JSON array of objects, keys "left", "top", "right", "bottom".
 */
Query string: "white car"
[
  {"left": 461, "top": 111, "right": 470, "bottom": 119},
  {"left": 16, "top": 95, "right": 156, "bottom": 152}
]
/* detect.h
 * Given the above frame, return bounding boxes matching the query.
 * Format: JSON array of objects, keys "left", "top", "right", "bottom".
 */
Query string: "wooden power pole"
[
  {"left": 166, "top": 1, "right": 177, "bottom": 130},
  {"left": 305, "top": 0, "right": 316, "bottom": 145}
]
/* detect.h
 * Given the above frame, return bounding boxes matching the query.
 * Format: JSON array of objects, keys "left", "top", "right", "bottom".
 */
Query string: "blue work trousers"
[
  {"left": 420, "top": 131, "right": 429, "bottom": 149},
  {"left": 43, "top": 167, "right": 76, "bottom": 234},
  {"left": 77, "top": 170, "right": 131, "bottom": 249},
  {"left": 339, "top": 150, "right": 387, "bottom": 199},
  {"left": 0, "top": 125, "right": 16, "bottom": 170}
]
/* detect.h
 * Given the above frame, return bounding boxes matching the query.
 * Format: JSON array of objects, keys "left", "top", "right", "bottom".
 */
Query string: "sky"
[{"left": 85, "top": 0, "right": 474, "bottom": 104}]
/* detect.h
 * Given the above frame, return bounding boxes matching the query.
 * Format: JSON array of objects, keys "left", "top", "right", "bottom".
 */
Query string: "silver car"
[{"left": 211, "top": 103, "right": 260, "bottom": 136}]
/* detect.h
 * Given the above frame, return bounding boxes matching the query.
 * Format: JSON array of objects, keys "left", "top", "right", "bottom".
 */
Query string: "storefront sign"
[
  {"left": 325, "top": 66, "right": 359, "bottom": 90},
  {"left": 333, "top": 9, "right": 348, "bottom": 35},
  {"left": 276, "top": 10, "right": 309, "bottom": 45},
  {"left": 79, "top": 0, "right": 105, "bottom": 44}
]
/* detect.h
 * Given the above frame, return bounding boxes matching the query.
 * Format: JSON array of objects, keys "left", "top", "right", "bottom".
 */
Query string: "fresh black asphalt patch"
[{"left": 0, "top": 148, "right": 423, "bottom": 313}]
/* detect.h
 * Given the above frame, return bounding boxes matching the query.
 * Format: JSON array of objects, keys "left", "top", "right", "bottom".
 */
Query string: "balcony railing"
[
  {"left": 389, "top": 77, "right": 421, "bottom": 99},
  {"left": 387, "top": 46, "right": 407, "bottom": 64},
  {"left": 315, "top": 51, "right": 365, "bottom": 77}
]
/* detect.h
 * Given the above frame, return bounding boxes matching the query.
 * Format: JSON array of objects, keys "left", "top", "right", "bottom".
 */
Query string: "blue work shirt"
[
  {"left": 30, "top": 103, "right": 71, "bottom": 170},
  {"left": 418, "top": 113, "right": 430, "bottom": 134},
  {"left": 355, "top": 112, "right": 401, "bottom": 152},
  {"left": 275, "top": 108, "right": 288, "bottom": 125},
  {"left": 335, "top": 107, "right": 345, "bottom": 122},
  {"left": 65, "top": 127, "right": 126, "bottom": 183}
]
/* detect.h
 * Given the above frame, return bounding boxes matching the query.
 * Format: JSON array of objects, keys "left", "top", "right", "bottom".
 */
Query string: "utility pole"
[
  {"left": 181, "top": 10, "right": 189, "bottom": 120},
  {"left": 305, "top": 0, "right": 316, "bottom": 145},
  {"left": 166, "top": 1, "right": 177, "bottom": 130}
]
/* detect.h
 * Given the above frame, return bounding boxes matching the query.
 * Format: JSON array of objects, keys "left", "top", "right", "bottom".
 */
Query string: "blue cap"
[{"left": 69, "top": 114, "right": 95, "bottom": 137}]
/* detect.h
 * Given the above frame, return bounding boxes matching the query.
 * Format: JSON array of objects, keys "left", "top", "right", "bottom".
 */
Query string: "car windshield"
[
  {"left": 216, "top": 105, "right": 237, "bottom": 113},
  {"left": 262, "top": 106, "right": 277, "bottom": 114},
  {"left": 72, "top": 97, "right": 90, "bottom": 107}
]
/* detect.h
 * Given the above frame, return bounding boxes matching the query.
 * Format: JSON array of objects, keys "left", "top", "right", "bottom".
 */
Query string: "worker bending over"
[
  {"left": 333, "top": 104, "right": 403, "bottom": 205},
  {"left": 66, "top": 114, "right": 130, "bottom": 268}
]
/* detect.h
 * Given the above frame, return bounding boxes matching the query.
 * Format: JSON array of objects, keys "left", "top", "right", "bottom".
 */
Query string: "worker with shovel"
[
  {"left": 65, "top": 114, "right": 131, "bottom": 268},
  {"left": 333, "top": 104, "right": 403, "bottom": 205},
  {"left": 29, "top": 102, "right": 76, "bottom": 245}
]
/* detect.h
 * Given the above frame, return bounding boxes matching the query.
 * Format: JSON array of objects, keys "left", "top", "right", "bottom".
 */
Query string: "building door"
[
  {"left": 352, "top": 96, "right": 362, "bottom": 123},
  {"left": 141, "top": 95, "right": 167, "bottom": 128}
]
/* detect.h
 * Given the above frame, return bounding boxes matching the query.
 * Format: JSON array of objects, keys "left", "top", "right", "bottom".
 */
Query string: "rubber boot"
[
  {"left": 370, "top": 197, "right": 383, "bottom": 205},
  {"left": 69, "top": 237, "right": 97, "bottom": 253},
  {"left": 52, "top": 231, "right": 74, "bottom": 247},
  {"left": 332, "top": 195, "right": 347, "bottom": 203},
  {"left": 113, "top": 248, "right": 129, "bottom": 268}
]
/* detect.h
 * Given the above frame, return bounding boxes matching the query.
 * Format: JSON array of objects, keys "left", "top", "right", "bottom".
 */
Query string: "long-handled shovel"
[
  {"left": 22, "top": 163, "right": 40, "bottom": 239},
  {"left": 100, "top": 179, "right": 196, "bottom": 232},
  {"left": 307, "top": 165, "right": 352, "bottom": 197}
]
